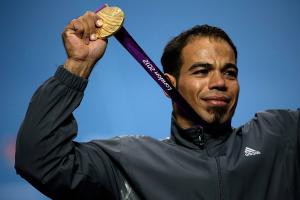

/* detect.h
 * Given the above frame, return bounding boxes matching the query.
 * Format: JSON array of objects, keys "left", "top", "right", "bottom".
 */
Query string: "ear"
[{"left": 164, "top": 73, "right": 177, "bottom": 98}]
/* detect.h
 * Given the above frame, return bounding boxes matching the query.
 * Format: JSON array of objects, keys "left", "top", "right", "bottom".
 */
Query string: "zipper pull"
[{"left": 198, "top": 127, "right": 205, "bottom": 149}]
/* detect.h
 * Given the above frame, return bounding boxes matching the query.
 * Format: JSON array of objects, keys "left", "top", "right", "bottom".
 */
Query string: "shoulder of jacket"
[
  {"left": 241, "top": 109, "right": 299, "bottom": 137},
  {"left": 254, "top": 109, "right": 299, "bottom": 124}
]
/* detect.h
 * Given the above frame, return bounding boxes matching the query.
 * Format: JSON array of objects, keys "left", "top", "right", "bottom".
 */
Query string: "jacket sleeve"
[
  {"left": 15, "top": 66, "right": 120, "bottom": 199},
  {"left": 255, "top": 109, "right": 300, "bottom": 163}
]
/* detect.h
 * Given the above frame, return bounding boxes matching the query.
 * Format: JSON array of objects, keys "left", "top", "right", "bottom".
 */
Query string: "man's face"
[{"left": 173, "top": 37, "right": 239, "bottom": 127}]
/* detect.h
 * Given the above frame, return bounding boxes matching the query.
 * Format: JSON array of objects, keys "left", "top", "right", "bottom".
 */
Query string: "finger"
[
  {"left": 91, "top": 11, "right": 102, "bottom": 29},
  {"left": 96, "top": 19, "right": 103, "bottom": 28},
  {"left": 92, "top": 13, "right": 103, "bottom": 40},
  {"left": 84, "top": 11, "right": 102, "bottom": 41},
  {"left": 63, "top": 20, "right": 77, "bottom": 41},
  {"left": 63, "top": 19, "right": 84, "bottom": 39},
  {"left": 91, "top": 18, "right": 103, "bottom": 40},
  {"left": 72, "top": 20, "right": 85, "bottom": 38},
  {"left": 84, "top": 11, "right": 98, "bottom": 41},
  {"left": 79, "top": 16, "right": 90, "bottom": 45}
]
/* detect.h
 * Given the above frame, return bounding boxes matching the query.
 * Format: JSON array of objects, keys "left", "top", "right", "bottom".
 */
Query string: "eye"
[
  {"left": 223, "top": 69, "right": 238, "bottom": 79},
  {"left": 192, "top": 68, "right": 209, "bottom": 76}
]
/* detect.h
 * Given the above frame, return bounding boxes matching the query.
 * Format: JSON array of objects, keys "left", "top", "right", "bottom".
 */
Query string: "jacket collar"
[{"left": 170, "top": 116, "right": 233, "bottom": 152}]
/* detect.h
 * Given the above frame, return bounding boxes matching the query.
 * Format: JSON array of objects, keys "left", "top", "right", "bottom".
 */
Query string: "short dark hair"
[{"left": 161, "top": 24, "right": 237, "bottom": 79}]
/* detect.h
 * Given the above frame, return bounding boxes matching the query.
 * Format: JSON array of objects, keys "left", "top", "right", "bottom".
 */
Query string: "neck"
[{"left": 173, "top": 112, "right": 232, "bottom": 134}]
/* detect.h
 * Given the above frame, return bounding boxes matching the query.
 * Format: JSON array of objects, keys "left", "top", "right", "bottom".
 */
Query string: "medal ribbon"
[{"left": 95, "top": 5, "right": 202, "bottom": 125}]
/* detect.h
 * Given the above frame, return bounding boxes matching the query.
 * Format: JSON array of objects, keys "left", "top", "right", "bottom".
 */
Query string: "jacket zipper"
[
  {"left": 197, "top": 128, "right": 223, "bottom": 199},
  {"left": 215, "top": 157, "right": 224, "bottom": 200},
  {"left": 197, "top": 127, "right": 205, "bottom": 149}
]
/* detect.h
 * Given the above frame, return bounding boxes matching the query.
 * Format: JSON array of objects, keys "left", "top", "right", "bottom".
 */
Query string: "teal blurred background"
[{"left": 0, "top": 0, "right": 299, "bottom": 199}]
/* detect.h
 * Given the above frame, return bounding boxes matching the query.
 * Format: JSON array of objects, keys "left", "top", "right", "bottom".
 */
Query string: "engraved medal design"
[{"left": 96, "top": 6, "right": 125, "bottom": 39}]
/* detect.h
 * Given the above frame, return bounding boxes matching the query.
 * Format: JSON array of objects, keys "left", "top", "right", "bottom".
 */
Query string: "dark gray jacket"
[{"left": 15, "top": 67, "right": 300, "bottom": 200}]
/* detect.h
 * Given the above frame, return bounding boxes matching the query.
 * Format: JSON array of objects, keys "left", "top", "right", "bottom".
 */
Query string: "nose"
[{"left": 208, "top": 71, "right": 226, "bottom": 91}]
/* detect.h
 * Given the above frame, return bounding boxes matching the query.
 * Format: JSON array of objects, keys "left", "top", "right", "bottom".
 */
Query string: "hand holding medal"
[{"left": 62, "top": 5, "right": 125, "bottom": 78}]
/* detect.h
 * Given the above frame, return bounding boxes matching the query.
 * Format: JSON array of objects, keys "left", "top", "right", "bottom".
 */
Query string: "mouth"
[{"left": 201, "top": 95, "right": 231, "bottom": 107}]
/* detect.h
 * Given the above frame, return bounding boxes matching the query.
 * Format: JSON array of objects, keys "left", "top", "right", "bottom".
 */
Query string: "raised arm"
[{"left": 15, "top": 12, "right": 120, "bottom": 199}]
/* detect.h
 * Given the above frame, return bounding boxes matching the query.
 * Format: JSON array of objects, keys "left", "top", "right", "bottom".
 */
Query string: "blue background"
[{"left": 0, "top": 0, "right": 299, "bottom": 199}]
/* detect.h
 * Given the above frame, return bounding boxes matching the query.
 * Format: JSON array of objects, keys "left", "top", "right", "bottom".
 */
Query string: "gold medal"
[{"left": 96, "top": 5, "right": 125, "bottom": 39}]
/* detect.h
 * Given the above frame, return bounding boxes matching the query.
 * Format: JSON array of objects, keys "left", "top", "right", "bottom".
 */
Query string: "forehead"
[{"left": 181, "top": 36, "right": 236, "bottom": 66}]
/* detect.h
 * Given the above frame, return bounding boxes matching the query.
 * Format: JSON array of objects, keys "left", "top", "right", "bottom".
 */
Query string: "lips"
[{"left": 201, "top": 94, "right": 231, "bottom": 107}]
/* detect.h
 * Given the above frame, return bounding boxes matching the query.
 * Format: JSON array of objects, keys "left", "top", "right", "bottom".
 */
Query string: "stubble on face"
[{"left": 207, "top": 106, "right": 228, "bottom": 123}]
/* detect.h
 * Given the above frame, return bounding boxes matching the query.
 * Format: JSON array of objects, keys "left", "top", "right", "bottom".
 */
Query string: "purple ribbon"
[
  {"left": 114, "top": 27, "right": 201, "bottom": 122},
  {"left": 95, "top": 6, "right": 202, "bottom": 125}
]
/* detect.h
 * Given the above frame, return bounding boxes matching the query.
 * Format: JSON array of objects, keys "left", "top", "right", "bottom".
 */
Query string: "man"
[{"left": 15, "top": 11, "right": 299, "bottom": 200}]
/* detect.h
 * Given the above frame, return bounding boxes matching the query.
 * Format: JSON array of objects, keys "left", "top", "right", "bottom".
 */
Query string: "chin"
[{"left": 201, "top": 106, "right": 231, "bottom": 125}]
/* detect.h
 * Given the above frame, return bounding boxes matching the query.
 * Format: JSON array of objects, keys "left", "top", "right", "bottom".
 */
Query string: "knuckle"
[
  {"left": 62, "top": 30, "right": 68, "bottom": 38},
  {"left": 86, "top": 11, "right": 93, "bottom": 15},
  {"left": 69, "top": 20, "right": 77, "bottom": 27},
  {"left": 84, "top": 11, "right": 94, "bottom": 19}
]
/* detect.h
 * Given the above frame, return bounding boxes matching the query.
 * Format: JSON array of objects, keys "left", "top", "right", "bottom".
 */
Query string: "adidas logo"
[{"left": 244, "top": 147, "right": 261, "bottom": 157}]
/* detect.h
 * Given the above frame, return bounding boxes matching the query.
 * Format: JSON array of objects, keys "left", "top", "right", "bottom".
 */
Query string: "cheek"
[
  {"left": 178, "top": 78, "right": 206, "bottom": 100},
  {"left": 178, "top": 79, "right": 193, "bottom": 99},
  {"left": 230, "top": 83, "right": 240, "bottom": 103}
]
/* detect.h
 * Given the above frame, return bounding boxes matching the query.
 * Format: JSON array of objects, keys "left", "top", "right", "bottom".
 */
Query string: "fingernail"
[
  {"left": 96, "top": 19, "right": 103, "bottom": 27},
  {"left": 90, "top": 34, "right": 97, "bottom": 41}
]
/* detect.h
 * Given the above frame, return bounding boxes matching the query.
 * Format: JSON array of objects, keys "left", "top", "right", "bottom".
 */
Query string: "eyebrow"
[
  {"left": 188, "top": 62, "right": 213, "bottom": 71},
  {"left": 223, "top": 63, "right": 238, "bottom": 73},
  {"left": 188, "top": 62, "right": 238, "bottom": 73}
]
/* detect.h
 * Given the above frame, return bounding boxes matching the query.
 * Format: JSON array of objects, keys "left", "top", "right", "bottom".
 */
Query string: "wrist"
[{"left": 63, "top": 59, "right": 94, "bottom": 78}]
